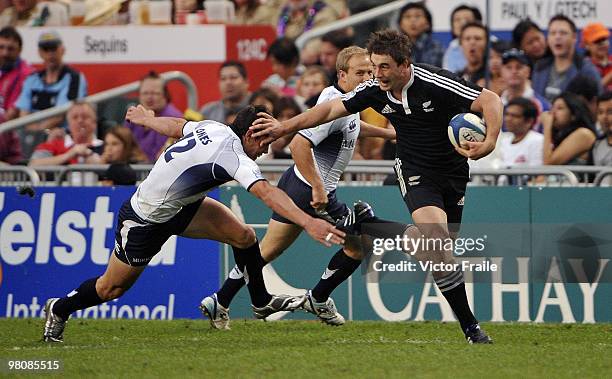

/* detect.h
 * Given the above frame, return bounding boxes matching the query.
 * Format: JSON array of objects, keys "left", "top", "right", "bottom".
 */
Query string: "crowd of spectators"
[{"left": 0, "top": 0, "right": 611, "bottom": 184}]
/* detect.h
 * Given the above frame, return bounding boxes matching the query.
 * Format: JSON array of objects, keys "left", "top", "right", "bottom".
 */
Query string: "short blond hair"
[{"left": 336, "top": 46, "right": 369, "bottom": 73}]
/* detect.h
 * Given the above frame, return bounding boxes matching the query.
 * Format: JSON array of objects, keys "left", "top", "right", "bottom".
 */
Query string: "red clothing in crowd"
[
  {"left": 32, "top": 136, "right": 104, "bottom": 164},
  {"left": 0, "top": 58, "right": 33, "bottom": 121},
  {"left": 0, "top": 58, "right": 32, "bottom": 164}
]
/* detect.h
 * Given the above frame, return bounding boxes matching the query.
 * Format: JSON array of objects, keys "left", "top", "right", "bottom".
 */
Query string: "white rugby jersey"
[
  {"left": 131, "top": 120, "right": 265, "bottom": 223},
  {"left": 295, "top": 83, "right": 360, "bottom": 192}
]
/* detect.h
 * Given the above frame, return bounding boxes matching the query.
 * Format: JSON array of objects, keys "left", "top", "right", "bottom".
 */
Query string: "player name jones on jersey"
[{"left": 195, "top": 128, "right": 212, "bottom": 145}]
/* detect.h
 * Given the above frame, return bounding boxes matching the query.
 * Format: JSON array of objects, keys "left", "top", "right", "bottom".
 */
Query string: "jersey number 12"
[{"left": 164, "top": 132, "right": 196, "bottom": 162}]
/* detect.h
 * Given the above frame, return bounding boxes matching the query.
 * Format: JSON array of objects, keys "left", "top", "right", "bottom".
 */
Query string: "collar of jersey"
[
  {"left": 333, "top": 81, "right": 346, "bottom": 94},
  {"left": 385, "top": 64, "right": 414, "bottom": 114}
]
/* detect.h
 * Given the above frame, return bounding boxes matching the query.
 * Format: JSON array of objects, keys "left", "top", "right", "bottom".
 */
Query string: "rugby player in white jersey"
[
  {"left": 200, "top": 46, "right": 397, "bottom": 329},
  {"left": 42, "top": 105, "right": 345, "bottom": 342}
]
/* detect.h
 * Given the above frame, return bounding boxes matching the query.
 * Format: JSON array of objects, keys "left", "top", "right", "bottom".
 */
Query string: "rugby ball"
[{"left": 448, "top": 113, "right": 486, "bottom": 148}]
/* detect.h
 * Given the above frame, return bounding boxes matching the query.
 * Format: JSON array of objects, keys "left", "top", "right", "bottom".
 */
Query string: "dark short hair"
[
  {"left": 267, "top": 37, "right": 299, "bottom": 67},
  {"left": 566, "top": 74, "right": 600, "bottom": 102},
  {"left": 229, "top": 105, "right": 269, "bottom": 138},
  {"left": 507, "top": 97, "right": 538, "bottom": 121},
  {"left": 321, "top": 29, "right": 353, "bottom": 50},
  {"left": 366, "top": 29, "right": 413, "bottom": 66},
  {"left": 399, "top": 1, "right": 433, "bottom": 33},
  {"left": 548, "top": 14, "right": 577, "bottom": 34},
  {"left": 460, "top": 21, "right": 489, "bottom": 41},
  {"left": 512, "top": 19, "right": 542, "bottom": 48},
  {"left": 140, "top": 70, "right": 171, "bottom": 103},
  {"left": 219, "top": 60, "right": 247, "bottom": 79},
  {"left": 0, "top": 26, "right": 22, "bottom": 48},
  {"left": 450, "top": 4, "right": 482, "bottom": 38},
  {"left": 599, "top": 91, "right": 612, "bottom": 103}
]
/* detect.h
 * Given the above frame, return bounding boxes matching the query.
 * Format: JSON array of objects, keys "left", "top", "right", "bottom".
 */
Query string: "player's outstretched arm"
[
  {"left": 460, "top": 88, "right": 503, "bottom": 160},
  {"left": 289, "top": 135, "right": 328, "bottom": 212},
  {"left": 359, "top": 121, "right": 396, "bottom": 139},
  {"left": 125, "top": 104, "right": 186, "bottom": 139},
  {"left": 249, "top": 180, "right": 345, "bottom": 247},
  {"left": 251, "top": 98, "right": 350, "bottom": 146}
]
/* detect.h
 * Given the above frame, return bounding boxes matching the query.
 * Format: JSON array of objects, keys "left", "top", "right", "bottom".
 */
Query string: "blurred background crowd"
[{"left": 0, "top": 0, "right": 611, "bottom": 185}]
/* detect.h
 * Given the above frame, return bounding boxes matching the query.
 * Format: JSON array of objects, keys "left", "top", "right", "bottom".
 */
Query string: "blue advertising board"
[
  {"left": 3, "top": 185, "right": 611, "bottom": 323},
  {"left": 0, "top": 187, "right": 219, "bottom": 320}
]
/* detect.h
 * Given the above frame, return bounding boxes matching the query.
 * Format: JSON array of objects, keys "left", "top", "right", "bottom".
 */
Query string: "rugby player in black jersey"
[{"left": 251, "top": 29, "right": 503, "bottom": 344}]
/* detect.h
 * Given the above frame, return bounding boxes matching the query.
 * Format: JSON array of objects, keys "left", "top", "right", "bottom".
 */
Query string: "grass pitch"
[{"left": 1, "top": 319, "right": 610, "bottom": 378}]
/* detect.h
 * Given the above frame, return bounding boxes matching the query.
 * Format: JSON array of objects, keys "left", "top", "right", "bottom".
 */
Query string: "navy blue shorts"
[
  {"left": 113, "top": 199, "right": 201, "bottom": 266},
  {"left": 271, "top": 167, "right": 349, "bottom": 225}
]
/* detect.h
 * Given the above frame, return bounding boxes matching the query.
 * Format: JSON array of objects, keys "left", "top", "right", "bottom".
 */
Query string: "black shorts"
[
  {"left": 113, "top": 199, "right": 201, "bottom": 266},
  {"left": 393, "top": 159, "right": 467, "bottom": 228},
  {"left": 271, "top": 167, "right": 349, "bottom": 224}
]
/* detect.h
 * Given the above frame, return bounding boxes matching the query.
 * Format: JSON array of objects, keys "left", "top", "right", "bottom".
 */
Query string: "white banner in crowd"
[
  {"left": 15, "top": 2, "right": 611, "bottom": 64},
  {"left": 427, "top": 0, "right": 612, "bottom": 32},
  {"left": 18, "top": 25, "right": 226, "bottom": 64}
]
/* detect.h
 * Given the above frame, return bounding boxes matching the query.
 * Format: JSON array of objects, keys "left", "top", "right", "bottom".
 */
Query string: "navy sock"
[
  {"left": 216, "top": 264, "right": 246, "bottom": 308},
  {"left": 53, "top": 277, "right": 103, "bottom": 319},
  {"left": 232, "top": 241, "right": 272, "bottom": 308},
  {"left": 311, "top": 249, "right": 361, "bottom": 302}
]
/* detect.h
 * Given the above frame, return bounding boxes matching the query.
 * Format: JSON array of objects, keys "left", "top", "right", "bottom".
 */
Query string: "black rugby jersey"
[{"left": 341, "top": 63, "right": 483, "bottom": 179}]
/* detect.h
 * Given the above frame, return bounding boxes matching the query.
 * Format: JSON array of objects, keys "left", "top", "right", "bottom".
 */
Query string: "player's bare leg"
[
  {"left": 260, "top": 220, "right": 303, "bottom": 262},
  {"left": 410, "top": 206, "right": 455, "bottom": 279},
  {"left": 97, "top": 255, "right": 146, "bottom": 300},
  {"left": 181, "top": 197, "right": 257, "bottom": 248}
]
